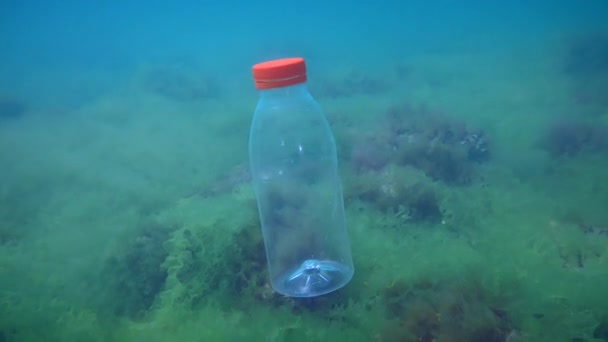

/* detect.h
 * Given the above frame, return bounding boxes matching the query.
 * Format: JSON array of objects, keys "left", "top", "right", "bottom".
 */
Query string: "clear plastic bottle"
[{"left": 249, "top": 57, "right": 354, "bottom": 297}]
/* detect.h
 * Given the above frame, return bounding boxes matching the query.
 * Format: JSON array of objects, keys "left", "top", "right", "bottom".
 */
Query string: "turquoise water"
[{"left": 1, "top": 1, "right": 608, "bottom": 341}]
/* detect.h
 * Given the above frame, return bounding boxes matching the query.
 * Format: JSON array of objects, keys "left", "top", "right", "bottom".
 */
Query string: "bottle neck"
[{"left": 258, "top": 82, "right": 309, "bottom": 100}]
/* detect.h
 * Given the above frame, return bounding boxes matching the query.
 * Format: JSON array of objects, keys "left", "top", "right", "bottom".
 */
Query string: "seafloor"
[{"left": 1, "top": 33, "right": 608, "bottom": 342}]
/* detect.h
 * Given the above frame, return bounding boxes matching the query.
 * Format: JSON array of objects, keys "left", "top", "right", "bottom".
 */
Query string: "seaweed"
[
  {"left": 540, "top": 119, "right": 608, "bottom": 158},
  {"left": 171, "top": 215, "right": 366, "bottom": 328},
  {"left": 387, "top": 103, "right": 482, "bottom": 185},
  {"left": 350, "top": 139, "right": 392, "bottom": 172},
  {"left": 346, "top": 168, "right": 442, "bottom": 224},
  {"left": 378, "top": 278, "right": 513, "bottom": 341},
  {"left": 404, "top": 183, "right": 442, "bottom": 223},
  {"left": 346, "top": 102, "right": 487, "bottom": 185},
  {"left": 397, "top": 142, "right": 474, "bottom": 185},
  {"left": 169, "top": 219, "right": 276, "bottom": 310},
  {"left": 199, "top": 163, "right": 251, "bottom": 198},
  {"left": 98, "top": 222, "right": 173, "bottom": 319},
  {"left": 228, "top": 223, "right": 269, "bottom": 301}
]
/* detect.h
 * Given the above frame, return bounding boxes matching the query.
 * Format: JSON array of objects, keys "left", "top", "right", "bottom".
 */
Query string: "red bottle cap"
[{"left": 252, "top": 57, "right": 307, "bottom": 90}]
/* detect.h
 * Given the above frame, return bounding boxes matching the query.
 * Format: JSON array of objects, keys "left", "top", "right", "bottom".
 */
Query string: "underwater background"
[{"left": 1, "top": 1, "right": 608, "bottom": 341}]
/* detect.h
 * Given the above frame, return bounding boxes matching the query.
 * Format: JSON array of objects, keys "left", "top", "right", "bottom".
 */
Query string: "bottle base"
[{"left": 272, "top": 259, "right": 353, "bottom": 298}]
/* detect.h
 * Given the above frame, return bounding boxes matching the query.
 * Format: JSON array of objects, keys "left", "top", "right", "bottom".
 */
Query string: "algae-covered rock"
[{"left": 99, "top": 222, "right": 173, "bottom": 319}]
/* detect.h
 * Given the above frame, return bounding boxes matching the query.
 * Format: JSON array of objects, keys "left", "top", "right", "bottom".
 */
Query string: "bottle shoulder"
[{"left": 253, "top": 96, "right": 325, "bottom": 126}]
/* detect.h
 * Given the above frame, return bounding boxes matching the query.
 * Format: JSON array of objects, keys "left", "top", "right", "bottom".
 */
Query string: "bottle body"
[{"left": 249, "top": 83, "right": 354, "bottom": 297}]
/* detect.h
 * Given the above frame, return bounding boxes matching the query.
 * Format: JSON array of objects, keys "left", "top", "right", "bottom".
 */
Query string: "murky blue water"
[{"left": 1, "top": 1, "right": 607, "bottom": 340}]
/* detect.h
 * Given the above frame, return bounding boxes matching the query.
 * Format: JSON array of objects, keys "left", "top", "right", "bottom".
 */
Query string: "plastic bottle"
[{"left": 248, "top": 57, "right": 354, "bottom": 297}]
